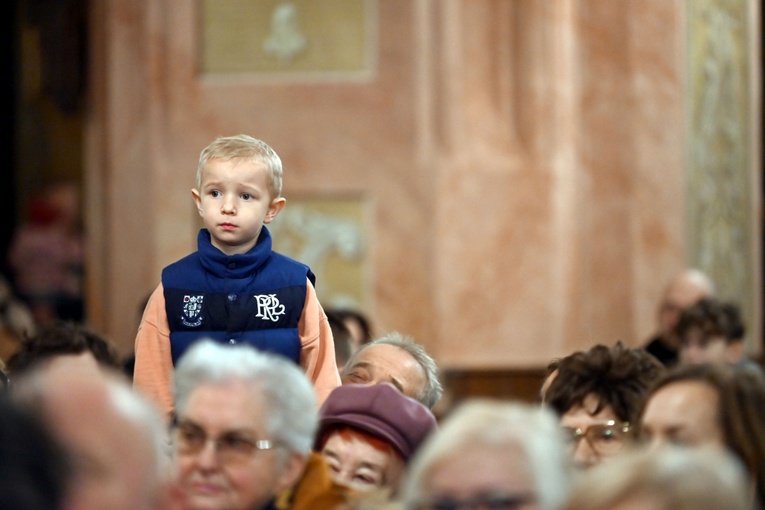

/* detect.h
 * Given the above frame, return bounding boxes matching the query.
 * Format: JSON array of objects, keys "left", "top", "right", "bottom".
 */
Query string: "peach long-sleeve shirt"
[{"left": 133, "top": 278, "right": 340, "bottom": 418}]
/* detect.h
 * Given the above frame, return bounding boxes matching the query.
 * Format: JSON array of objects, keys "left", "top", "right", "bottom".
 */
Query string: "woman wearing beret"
[{"left": 314, "top": 383, "right": 437, "bottom": 493}]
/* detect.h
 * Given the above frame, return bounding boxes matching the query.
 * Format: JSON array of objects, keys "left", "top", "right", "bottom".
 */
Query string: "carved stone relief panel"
[
  {"left": 200, "top": 0, "right": 376, "bottom": 78},
  {"left": 687, "top": 0, "right": 759, "bottom": 347},
  {"left": 268, "top": 197, "right": 369, "bottom": 311}
]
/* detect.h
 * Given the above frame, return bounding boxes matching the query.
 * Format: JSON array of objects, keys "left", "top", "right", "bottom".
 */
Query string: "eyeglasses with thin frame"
[
  {"left": 173, "top": 419, "right": 275, "bottom": 464},
  {"left": 561, "top": 420, "right": 631, "bottom": 455},
  {"left": 411, "top": 492, "right": 536, "bottom": 510}
]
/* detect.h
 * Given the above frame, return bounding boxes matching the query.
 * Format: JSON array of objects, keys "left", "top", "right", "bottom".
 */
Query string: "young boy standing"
[{"left": 133, "top": 135, "right": 339, "bottom": 417}]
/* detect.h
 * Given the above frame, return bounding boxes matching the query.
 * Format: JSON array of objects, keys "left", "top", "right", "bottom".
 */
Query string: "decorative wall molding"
[
  {"left": 687, "top": 0, "right": 760, "bottom": 351},
  {"left": 200, "top": 0, "right": 377, "bottom": 82}
]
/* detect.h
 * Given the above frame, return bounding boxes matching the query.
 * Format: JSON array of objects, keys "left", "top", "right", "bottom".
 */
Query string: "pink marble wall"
[
  {"left": 85, "top": 0, "right": 744, "bottom": 367},
  {"left": 425, "top": 0, "right": 688, "bottom": 366}
]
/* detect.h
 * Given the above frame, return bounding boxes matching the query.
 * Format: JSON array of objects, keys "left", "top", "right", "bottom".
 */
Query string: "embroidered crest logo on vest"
[
  {"left": 181, "top": 295, "right": 204, "bottom": 327},
  {"left": 254, "top": 293, "right": 285, "bottom": 322}
]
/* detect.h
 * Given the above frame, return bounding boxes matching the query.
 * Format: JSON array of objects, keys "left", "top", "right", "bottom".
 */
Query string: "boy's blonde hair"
[{"left": 197, "top": 134, "right": 283, "bottom": 198}]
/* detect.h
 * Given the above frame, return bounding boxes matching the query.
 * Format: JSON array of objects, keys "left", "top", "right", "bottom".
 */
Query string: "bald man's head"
[{"left": 657, "top": 269, "right": 715, "bottom": 344}]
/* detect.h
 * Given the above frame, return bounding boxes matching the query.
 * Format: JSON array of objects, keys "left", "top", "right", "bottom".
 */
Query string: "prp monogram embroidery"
[{"left": 254, "top": 294, "right": 286, "bottom": 322}]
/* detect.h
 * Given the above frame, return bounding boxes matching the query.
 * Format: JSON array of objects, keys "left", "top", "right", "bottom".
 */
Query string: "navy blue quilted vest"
[{"left": 163, "top": 228, "right": 314, "bottom": 365}]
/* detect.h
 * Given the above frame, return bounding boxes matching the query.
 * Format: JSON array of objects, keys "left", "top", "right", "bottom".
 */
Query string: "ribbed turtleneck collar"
[{"left": 196, "top": 227, "right": 272, "bottom": 279}]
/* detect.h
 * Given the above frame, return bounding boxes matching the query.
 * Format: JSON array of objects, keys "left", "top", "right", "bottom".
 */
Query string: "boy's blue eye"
[
  {"left": 241, "top": 193, "right": 252, "bottom": 200},
  {"left": 210, "top": 190, "right": 222, "bottom": 197}
]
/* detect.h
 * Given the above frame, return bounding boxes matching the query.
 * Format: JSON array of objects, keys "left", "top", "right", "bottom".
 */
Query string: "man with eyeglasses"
[
  {"left": 340, "top": 332, "right": 443, "bottom": 410},
  {"left": 171, "top": 339, "right": 352, "bottom": 510},
  {"left": 544, "top": 342, "right": 664, "bottom": 469}
]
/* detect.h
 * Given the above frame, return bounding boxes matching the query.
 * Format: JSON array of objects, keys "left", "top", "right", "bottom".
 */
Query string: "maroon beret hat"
[{"left": 316, "top": 383, "right": 437, "bottom": 461}]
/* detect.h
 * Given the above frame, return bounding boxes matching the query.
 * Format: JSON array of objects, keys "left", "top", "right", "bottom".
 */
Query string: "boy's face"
[{"left": 192, "top": 158, "right": 285, "bottom": 256}]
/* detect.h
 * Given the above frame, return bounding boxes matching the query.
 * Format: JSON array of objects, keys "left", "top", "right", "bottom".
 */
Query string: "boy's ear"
[
  {"left": 264, "top": 197, "right": 286, "bottom": 224},
  {"left": 191, "top": 189, "right": 203, "bottom": 216}
]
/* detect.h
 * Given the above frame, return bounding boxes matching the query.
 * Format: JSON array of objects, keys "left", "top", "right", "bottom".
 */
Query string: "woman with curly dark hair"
[{"left": 544, "top": 342, "right": 665, "bottom": 469}]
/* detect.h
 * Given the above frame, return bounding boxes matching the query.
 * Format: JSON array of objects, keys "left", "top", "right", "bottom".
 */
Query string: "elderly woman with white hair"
[
  {"left": 400, "top": 399, "right": 572, "bottom": 510},
  {"left": 171, "top": 339, "right": 328, "bottom": 510}
]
